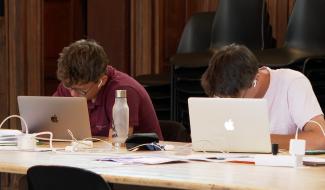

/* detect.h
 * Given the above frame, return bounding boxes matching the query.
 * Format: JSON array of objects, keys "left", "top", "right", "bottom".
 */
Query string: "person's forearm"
[
  {"left": 271, "top": 134, "right": 293, "bottom": 150},
  {"left": 271, "top": 131, "right": 325, "bottom": 150}
]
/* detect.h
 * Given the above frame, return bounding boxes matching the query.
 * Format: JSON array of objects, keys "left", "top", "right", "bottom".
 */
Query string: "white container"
[{"left": 112, "top": 90, "right": 129, "bottom": 150}]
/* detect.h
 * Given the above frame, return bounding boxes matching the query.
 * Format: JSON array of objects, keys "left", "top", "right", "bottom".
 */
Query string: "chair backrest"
[
  {"left": 177, "top": 12, "right": 215, "bottom": 53},
  {"left": 27, "top": 165, "right": 112, "bottom": 190},
  {"left": 210, "top": 0, "right": 265, "bottom": 50},
  {"left": 159, "top": 120, "right": 191, "bottom": 142},
  {"left": 302, "top": 57, "right": 325, "bottom": 112},
  {"left": 285, "top": 0, "right": 325, "bottom": 50}
]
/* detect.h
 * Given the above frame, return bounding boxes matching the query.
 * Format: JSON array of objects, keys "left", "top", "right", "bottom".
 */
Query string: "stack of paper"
[{"left": 0, "top": 129, "right": 22, "bottom": 146}]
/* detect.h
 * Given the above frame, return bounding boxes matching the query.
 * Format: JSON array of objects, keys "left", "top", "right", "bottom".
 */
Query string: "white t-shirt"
[{"left": 263, "top": 67, "right": 323, "bottom": 135}]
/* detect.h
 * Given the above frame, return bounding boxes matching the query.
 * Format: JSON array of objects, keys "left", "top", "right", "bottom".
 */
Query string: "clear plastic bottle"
[{"left": 112, "top": 90, "right": 129, "bottom": 150}]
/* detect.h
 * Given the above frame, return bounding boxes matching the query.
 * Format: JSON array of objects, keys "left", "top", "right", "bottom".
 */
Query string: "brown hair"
[
  {"left": 201, "top": 44, "right": 259, "bottom": 97},
  {"left": 57, "top": 39, "right": 109, "bottom": 87}
]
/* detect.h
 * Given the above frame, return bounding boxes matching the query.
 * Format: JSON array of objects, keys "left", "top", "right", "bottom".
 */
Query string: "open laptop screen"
[
  {"left": 188, "top": 97, "right": 271, "bottom": 153},
  {"left": 17, "top": 96, "right": 92, "bottom": 141}
]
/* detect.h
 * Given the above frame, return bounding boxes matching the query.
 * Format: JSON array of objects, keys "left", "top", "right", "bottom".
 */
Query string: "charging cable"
[
  {"left": 65, "top": 129, "right": 112, "bottom": 152},
  {"left": 307, "top": 120, "right": 325, "bottom": 138},
  {"left": 291, "top": 120, "right": 325, "bottom": 153},
  {"left": 127, "top": 142, "right": 164, "bottom": 151},
  {"left": 0, "top": 115, "right": 53, "bottom": 151},
  {"left": 0, "top": 115, "right": 28, "bottom": 134}
]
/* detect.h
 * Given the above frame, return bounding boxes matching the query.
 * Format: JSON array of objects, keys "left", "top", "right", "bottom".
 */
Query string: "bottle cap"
[{"left": 115, "top": 90, "right": 127, "bottom": 98}]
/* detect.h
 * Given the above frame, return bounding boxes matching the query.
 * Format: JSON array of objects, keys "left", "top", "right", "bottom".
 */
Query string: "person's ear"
[
  {"left": 98, "top": 75, "right": 108, "bottom": 87},
  {"left": 252, "top": 79, "right": 257, "bottom": 88}
]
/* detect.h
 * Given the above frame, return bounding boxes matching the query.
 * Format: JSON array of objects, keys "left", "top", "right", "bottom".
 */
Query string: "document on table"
[
  {"left": 96, "top": 155, "right": 189, "bottom": 165},
  {"left": 0, "top": 129, "right": 22, "bottom": 146}
]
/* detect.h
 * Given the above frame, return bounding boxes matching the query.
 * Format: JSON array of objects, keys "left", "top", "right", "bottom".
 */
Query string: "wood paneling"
[
  {"left": 3, "top": 0, "right": 42, "bottom": 129},
  {"left": 43, "top": 0, "right": 85, "bottom": 95},
  {"left": 131, "top": 0, "right": 218, "bottom": 76},
  {"left": 87, "top": 0, "right": 130, "bottom": 73},
  {"left": 0, "top": 17, "right": 9, "bottom": 127},
  {"left": 130, "top": 0, "right": 154, "bottom": 76},
  {"left": 0, "top": 0, "right": 298, "bottom": 128}
]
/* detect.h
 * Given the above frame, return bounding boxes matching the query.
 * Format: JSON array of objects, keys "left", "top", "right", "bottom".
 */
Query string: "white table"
[{"left": 0, "top": 142, "right": 325, "bottom": 190}]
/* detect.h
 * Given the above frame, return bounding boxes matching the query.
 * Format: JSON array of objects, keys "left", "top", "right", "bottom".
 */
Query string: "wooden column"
[
  {"left": 130, "top": 0, "right": 154, "bottom": 76},
  {"left": 0, "top": 16, "right": 8, "bottom": 127},
  {"left": 4, "top": 0, "right": 43, "bottom": 128},
  {"left": 266, "top": 0, "right": 291, "bottom": 47}
]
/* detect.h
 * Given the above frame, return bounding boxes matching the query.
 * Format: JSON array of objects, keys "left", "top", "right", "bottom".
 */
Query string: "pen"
[
  {"left": 227, "top": 160, "right": 255, "bottom": 164},
  {"left": 207, "top": 156, "right": 251, "bottom": 160}
]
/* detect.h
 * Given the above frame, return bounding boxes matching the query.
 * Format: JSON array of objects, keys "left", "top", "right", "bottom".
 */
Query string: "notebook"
[
  {"left": 188, "top": 97, "right": 272, "bottom": 153},
  {"left": 17, "top": 96, "right": 92, "bottom": 141}
]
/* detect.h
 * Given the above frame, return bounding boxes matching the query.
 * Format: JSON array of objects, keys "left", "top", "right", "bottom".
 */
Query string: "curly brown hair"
[
  {"left": 201, "top": 44, "right": 259, "bottom": 97},
  {"left": 57, "top": 39, "right": 109, "bottom": 87}
]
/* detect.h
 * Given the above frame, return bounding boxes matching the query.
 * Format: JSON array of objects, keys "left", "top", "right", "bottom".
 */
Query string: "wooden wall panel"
[
  {"left": 87, "top": 0, "right": 130, "bottom": 73},
  {"left": 4, "top": 0, "right": 43, "bottom": 127},
  {"left": 0, "top": 17, "right": 9, "bottom": 127},
  {"left": 131, "top": 0, "right": 218, "bottom": 76},
  {"left": 43, "top": 0, "right": 84, "bottom": 95},
  {"left": 130, "top": 0, "right": 154, "bottom": 76}
]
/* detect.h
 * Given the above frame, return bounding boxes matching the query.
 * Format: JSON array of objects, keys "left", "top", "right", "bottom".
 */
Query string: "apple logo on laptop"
[
  {"left": 224, "top": 119, "right": 235, "bottom": 131},
  {"left": 50, "top": 114, "right": 58, "bottom": 123}
]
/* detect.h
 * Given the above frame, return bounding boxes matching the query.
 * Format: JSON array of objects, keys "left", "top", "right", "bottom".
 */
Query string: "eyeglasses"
[{"left": 65, "top": 80, "right": 103, "bottom": 96}]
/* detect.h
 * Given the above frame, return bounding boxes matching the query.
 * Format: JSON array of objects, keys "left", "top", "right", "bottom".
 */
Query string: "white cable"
[
  {"left": 294, "top": 120, "right": 325, "bottom": 140},
  {"left": 0, "top": 115, "right": 29, "bottom": 134},
  {"left": 127, "top": 142, "right": 164, "bottom": 151},
  {"left": 307, "top": 120, "right": 325, "bottom": 138},
  {"left": 295, "top": 126, "right": 299, "bottom": 140},
  {"left": 34, "top": 131, "right": 53, "bottom": 150},
  {"left": 67, "top": 129, "right": 78, "bottom": 142},
  {"left": 67, "top": 129, "right": 112, "bottom": 151},
  {"left": 0, "top": 115, "right": 55, "bottom": 151}
]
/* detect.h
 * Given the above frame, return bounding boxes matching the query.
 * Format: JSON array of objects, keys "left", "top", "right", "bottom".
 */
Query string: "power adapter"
[
  {"left": 17, "top": 134, "right": 37, "bottom": 150},
  {"left": 289, "top": 139, "right": 306, "bottom": 167},
  {"left": 289, "top": 139, "right": 306, "bottom": 155}
]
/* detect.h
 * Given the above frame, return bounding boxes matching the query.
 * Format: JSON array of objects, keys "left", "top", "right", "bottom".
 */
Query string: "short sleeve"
[{"left": 287, "top": 76, "right": 323, "bottom": 130}]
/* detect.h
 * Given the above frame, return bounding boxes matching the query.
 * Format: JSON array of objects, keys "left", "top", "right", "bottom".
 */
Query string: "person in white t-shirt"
[{"left": 201, "top": 44, "right": 325, "bottom": 150}]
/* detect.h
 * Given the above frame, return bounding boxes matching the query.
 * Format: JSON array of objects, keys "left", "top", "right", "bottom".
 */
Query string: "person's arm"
[{"left": 271, "top": 115, "right": 325, "bottom": 150}]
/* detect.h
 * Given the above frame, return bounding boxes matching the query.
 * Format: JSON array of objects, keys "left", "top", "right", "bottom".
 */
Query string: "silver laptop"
[
  {"left": 188, "top": 97, "right": 271, "bottom": 153},
  {"left": 17, "top": 96, "right": 92, "bottom": 141}
]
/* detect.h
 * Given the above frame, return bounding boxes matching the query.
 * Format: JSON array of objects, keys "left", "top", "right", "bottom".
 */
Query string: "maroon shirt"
[{"left": 53, "top": 66, "right": 163, "bottom": 140}]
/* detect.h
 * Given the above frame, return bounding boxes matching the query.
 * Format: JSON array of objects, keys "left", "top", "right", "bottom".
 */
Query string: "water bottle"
[{"left": 112, "top": 90, "right": 129, "bottom": 150}]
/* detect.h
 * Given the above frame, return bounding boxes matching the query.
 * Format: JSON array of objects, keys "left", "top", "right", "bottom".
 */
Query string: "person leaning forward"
[
  {"left": 201, "top": 44, "right": 325, "bottom": 150},
  {"left": 53, "top": 39, "right": 163, "bottom": 140}
]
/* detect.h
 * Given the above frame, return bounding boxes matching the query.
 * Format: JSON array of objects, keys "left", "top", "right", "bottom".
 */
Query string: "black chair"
[
  {"left": 159, "top": 120, "right": 191, "bottom": 142},
  {"left": 210, "top": 0, "right": 265, "bottom": 49},
  {"left": 171, "top": 0, "right": 267, "bottom": 129},
  {"left": 136, "top": 73, "right": 171, "bottom": 120},
  {"left": 302, "top": 57, "right": 325, "bottom": 112},
  {"left": 176, "top": 12, "right": 215, "bottom": 53},
  {"left": 255, "top": 0, "right": 325, "bottom": 70},
  {"left": 27, "top": 165, "right": 112, "bottom": 190}
]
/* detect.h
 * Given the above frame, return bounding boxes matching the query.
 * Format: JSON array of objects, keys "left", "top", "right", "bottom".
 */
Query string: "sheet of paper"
[{"left": 96, "top": 155, "right": 188, "bottom": 165}]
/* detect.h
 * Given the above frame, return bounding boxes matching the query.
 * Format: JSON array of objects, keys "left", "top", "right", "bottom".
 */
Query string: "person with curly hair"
[{"left": 54, "top": 39, "right": 163, "bottom": 139}]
